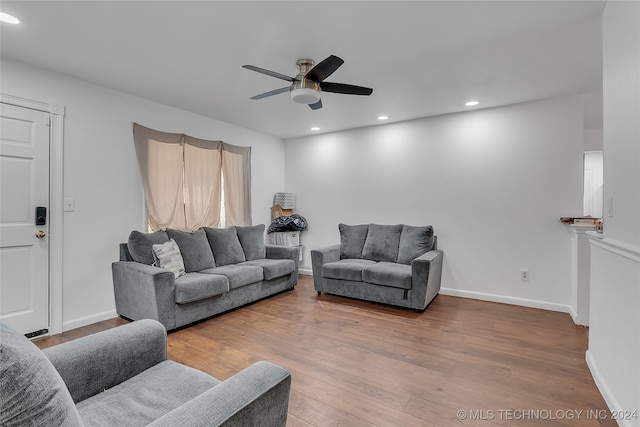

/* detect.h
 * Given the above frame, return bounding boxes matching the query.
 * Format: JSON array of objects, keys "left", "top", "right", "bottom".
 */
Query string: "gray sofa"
[
  {"left": 311, "top": 223, "right": 443, "bottom": 310},
  {"left": 0, "top": 319, "right": 291, "bottom": 426},
  {"left": 112, "top": 224, "right": 299, "bottom": 331}
]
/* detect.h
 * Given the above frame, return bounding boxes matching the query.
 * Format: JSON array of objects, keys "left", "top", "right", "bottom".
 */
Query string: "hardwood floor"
[{"left": 35, "top": 275, "right": 615, "bottom": 426}]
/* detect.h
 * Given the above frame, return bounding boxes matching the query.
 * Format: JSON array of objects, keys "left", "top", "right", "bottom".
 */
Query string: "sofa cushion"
[
  {"left": 363, "top": 262, "right": 412, "bottom": 290},
  {"left": 128, "top": 230, "right": 169, "bottom": 265},
  {"left": 236, "top": 224, "right": 266, "bottom": 261},
  {"left": 200, "top": 265, "right": 263, "bottom": 290},
  {"left": 339, "top": 224, "right": 369, "bottom": 259},
  {"left": 241, "top": 258, "right": 295, "bottom": 280},
  {"left": 174, "top": 273, "right": 230, "bottom": 304},
  {"left": 361, "top": 224, "right": 403, "bottom": 262},
  {"left": 203, "top": 227, "right": 246, "bottom": 266},
  {"left": 0, "top": 323, "right": 84, "bottom": 427},
  {"left": 166, "top": 228, "right": 216, "bottom": 272},
  {"left": 322, "top": 259, "right": 377, "bottom": 282},
  {"left": 152, "top": 239, "right": 187, "bottom": 278},
  {"left": 76, "top": 360, "right": 220, "bottom": 426},
  {"left": 397, "top": 225, "right": 435, "bottom": 265}
]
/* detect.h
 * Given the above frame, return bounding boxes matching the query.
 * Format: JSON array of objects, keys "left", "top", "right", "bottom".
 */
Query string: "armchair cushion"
[
  {"left": 128, "top": 230, "right": 169, "bottom": 265},
  {"left": 361, "top": 224, "right": 403, "bottom": 262},
  {"left": 76, "top": 360, "right": 220, "bottom": 426},
  {"left": 0, "top": 323, "right": 83, "bottom": 427},
  {"left": 204, "top": 227, "right": 246, "bottom": 266},
  {"left": 397, "top": 225, "right": 434, "bottom": 265},
  {"left": 338, "top": 223, "right": 369, "bottom": 259},
  {"left": 166, "top": 228, "right": 216, "bottom": 272},
  {"left": 236, "top": 224, "right": 267, "bottom": 261}
]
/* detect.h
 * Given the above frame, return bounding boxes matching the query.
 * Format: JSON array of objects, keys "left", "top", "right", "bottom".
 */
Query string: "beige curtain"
[{"left": 133, "top": 123, "right": 251, "bottom": 231}]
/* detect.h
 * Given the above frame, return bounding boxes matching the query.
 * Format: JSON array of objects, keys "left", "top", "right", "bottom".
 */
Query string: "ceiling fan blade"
[
  {"left": 242, "top": 65, "right": 295, "bottom": 82},
  {"left": 250, "top": 86, "right": 290, "bottom": 100},
  {"left": 320, "top": 82, "right": 373, "bottom": 96},
  {"left": 305, "top": 55, "right": 344, "bottom": 82},
  {"left": 308, "top": 99, "right": 323, "bottom": 110}
]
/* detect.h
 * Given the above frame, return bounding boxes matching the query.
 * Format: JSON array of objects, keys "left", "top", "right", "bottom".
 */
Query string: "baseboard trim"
[
  {"left": 439, "top": 287, "right": 570, "bottom": 313},
  {"left": 586, "top": 350, "right": 633, "bottom": 427},
  {"left": 62, "top": 309, "right": 118, "bottom": 332},
  {"left": 299, "top": 268, "right": 313, "bottom": 276}
]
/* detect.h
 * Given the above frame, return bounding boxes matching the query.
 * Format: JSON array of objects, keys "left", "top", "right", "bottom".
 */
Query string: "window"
[{"left": 133, "top": 123, "right": 251, "bottom": 231}]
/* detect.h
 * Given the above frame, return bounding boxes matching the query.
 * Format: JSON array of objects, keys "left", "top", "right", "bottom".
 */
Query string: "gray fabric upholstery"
[
  {"left": 338, "top": 223, "right": 369, "bottom": 259},
  {"left": 235, "top": 224, "right": 266, "bottom": 261},
  {"left": 0, "top": 323, "right": 83, "bottom": 427},
  {"left": 76, "top": 361, "right": 220, "bottom": 426},
  {"left": 201, "top": 265, "right": 264, "bottom": 290},
  {"left": 397, "top": 225, "right": 434, "bottom": 265},
  {"left": 113, "top": 231, "right": 299, "bottom": 331},
  {"left": 44, "top": 319, "right": 167, "bottom": 404},
  {"left": 322, "top": 259, "right": 377, "bottom": 282},
  {"left": 362, "top": 262, "right": 412, "bottom": 289},
  {"left": 166, "top": 228, "right": 216, "bottom": 272},
  {"left": 241, "top": 258, "right": 295, "bottom": 280},
  {"left": 313, "top": 224, "right": 443, "bottom": 310},
  {"left": 204, "top": 227, "right": 246, "bottom": 266},
  {"left": 128, "top": 230, "right": 169, "bottom": 265},
  {"left": 11, "top": 320, "right": 292, "bottom": 427},
  {"left": 174, "top": 273, "right": 230, "bottom": 304},
  {"left": 146, "top": 361, "right": 291, "bottom": 427},
  {"left": 362, "top": 224, "right": 403, "bottom": 262}
]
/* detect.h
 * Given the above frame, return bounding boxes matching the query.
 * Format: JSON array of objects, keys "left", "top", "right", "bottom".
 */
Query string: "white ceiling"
[{"left": 0, "top": 1, "right": 605, "bottom": 139}]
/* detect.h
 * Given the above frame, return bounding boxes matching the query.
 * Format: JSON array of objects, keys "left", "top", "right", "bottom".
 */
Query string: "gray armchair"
[{"left": 0, "top": 319, "right": 291, "bottom": 426}]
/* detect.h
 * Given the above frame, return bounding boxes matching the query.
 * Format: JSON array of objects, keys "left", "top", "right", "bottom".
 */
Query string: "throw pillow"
[
  {"left": 362, "top": 224, "right": 403, "bottom": 262},
  {"left": 152, "top": 239, "right": 186, "bottom": 278},
  {"left": 127, "top": 230, "right": 169, "bottom": 265},
  {"left": 166, "top": 228, "right": 216, "bottom": 272},
  {"left": 396, "top": 225, "right": 434, "bottom": 264},
  {"left": 203, "top": 227, "right": 246, "bottom": 266},
  {"left": 338, "top": 224, "right": 369, "bottom": 259},
  {"left": 235, "top": 224, "right": 267, "bottom": 261},
  {"left": 0, "top": 323, "right": 84, "bottom": 427}
]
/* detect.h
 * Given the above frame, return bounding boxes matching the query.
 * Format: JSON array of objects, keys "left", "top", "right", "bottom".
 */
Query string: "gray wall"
[{"left": 285, "top": 95, "right": 584, "bottom": 311}]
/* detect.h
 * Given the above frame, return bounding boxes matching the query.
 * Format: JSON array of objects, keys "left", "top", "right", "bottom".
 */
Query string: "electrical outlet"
[{"left": 520, "top": 269, "right": 530, "bottom": 281}]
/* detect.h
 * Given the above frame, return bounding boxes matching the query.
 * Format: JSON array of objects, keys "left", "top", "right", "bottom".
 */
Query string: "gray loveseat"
[
  {"left": 311, "top": 223, "right": 443, "bottom": 310},
  {"left": 112, "top": 224, "right": 299, "bottom": 331},
  {"left": 0, "top": 319, "right": 291, "bottom": 426}
]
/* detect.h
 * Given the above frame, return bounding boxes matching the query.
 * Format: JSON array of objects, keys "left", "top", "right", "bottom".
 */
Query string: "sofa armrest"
[
  {"left": 310, "top": 244, "right": 340, "bottom": 292},
  {"left": 148, "top": 361, "right": 291, "bottom": 427},
  {"left": 411, "top": 249, "right": 444, "bottom": 309},
  {"left": 265, "top": 244, "right": 299, "bottom": 261},
  {"left": 112, "top": 261, "right": 177, "bottom": 330},
  {"left": 43, "top": 319, "right": 167, "bottom": 404}
]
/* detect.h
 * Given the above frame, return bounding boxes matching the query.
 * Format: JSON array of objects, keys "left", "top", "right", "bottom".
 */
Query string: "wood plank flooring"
[{"left": 35, "top": 275, "right": 616, "bottom": 426}]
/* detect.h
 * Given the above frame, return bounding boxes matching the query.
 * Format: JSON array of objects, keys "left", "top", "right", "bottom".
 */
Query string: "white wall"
[
  {"left": 0, "top": 59, "right": 285, "bottom": 331},
  {"left": 285, "top": 95, "right": 584, "bottom": 311},
  {"left": 587, "top": 1, "right": 640, "bottom": 424}
]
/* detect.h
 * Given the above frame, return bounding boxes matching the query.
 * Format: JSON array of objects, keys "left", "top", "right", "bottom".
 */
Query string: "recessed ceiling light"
[
  {"left": 0, "top": 12, "right": 20, "bottom": 24},
  {"left": 465, "top": 101, "right": 479, "bottom": 106},
  {"left": 310, "top": 127, "right": 320, "bottom": 131},
  {"left": 378, "top": 115, "right": 389, "bottom": 120}
]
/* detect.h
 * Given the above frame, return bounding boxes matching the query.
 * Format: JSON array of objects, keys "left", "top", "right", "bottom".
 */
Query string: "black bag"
[{"left": 268, "top": 214, "right": 308, "bottom": 233}]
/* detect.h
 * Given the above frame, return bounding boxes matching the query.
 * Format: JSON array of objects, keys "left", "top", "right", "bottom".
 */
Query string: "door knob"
[{"left": 35, "top": 230, "right": 46, "bottom": 239}]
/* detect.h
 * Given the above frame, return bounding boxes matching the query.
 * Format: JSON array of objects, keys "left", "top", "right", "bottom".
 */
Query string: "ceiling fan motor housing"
[{"left": 290, "top": 59, "right": 321, "bottom": 104}]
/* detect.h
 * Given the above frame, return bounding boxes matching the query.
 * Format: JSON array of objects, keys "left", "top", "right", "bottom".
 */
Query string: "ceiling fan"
[{"left": 242, "top": 55, "right": 373, "bottom": 110}]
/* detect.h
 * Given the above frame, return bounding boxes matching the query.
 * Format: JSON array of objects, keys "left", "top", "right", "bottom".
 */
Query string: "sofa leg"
[{"left": 317, "top": 291, "right": 321, "bottom": 295}]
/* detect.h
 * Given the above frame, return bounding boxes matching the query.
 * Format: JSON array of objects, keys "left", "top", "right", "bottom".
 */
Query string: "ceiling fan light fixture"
[{"left": 291, "top": 87, "right": 321, "bottom": 105}]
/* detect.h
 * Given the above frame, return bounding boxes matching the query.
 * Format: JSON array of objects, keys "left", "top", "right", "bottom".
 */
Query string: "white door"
[{"left": 0, "top": 103, "right": 50, "bottom": 336}]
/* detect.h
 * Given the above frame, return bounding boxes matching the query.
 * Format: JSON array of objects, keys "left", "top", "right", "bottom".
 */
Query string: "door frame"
[{"left": 1, "top": 93, "right": 65, "bottom": 335}]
